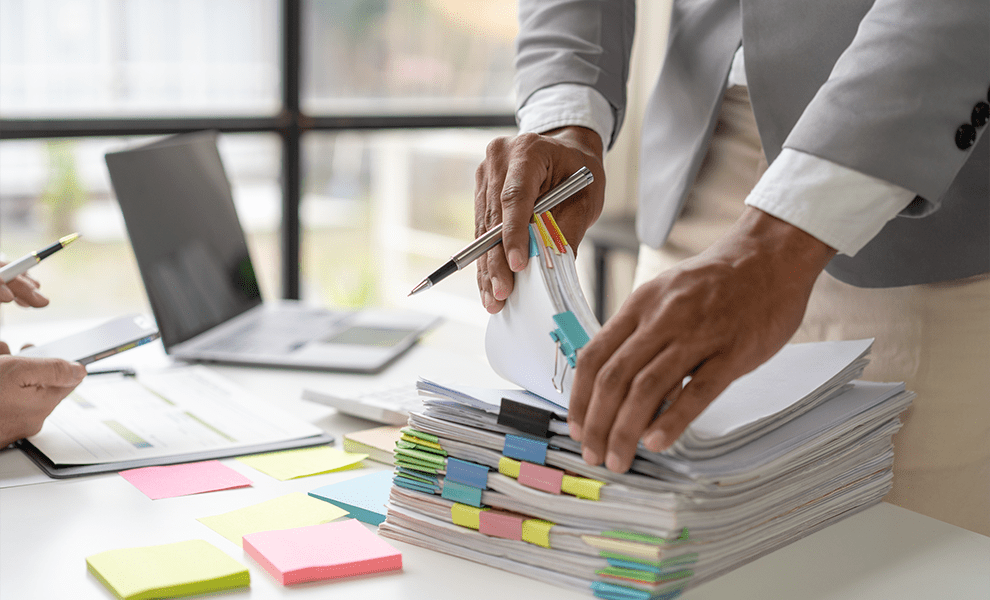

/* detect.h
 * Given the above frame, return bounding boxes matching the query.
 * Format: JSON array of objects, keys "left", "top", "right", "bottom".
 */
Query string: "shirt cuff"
[
  {"left": 744, "top": 149, "right": 916, "bottom": 256},
  {"left": 517, "top": 84, "right": 615, "bottom": 152}
]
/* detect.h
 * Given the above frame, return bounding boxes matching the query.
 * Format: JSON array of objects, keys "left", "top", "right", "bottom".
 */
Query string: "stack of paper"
[{"left": 378, "top": 213, "right": 913, "bottom": 599}]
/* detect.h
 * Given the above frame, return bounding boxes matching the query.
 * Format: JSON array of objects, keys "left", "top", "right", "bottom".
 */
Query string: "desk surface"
[{"left": 1, "top": 320, "right": 987, "bottom": 600}]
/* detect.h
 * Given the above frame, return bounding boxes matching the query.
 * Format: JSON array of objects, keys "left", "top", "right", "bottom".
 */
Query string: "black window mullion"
[{"left": 280, "top": 0, "right": 303, "bottom": 300}]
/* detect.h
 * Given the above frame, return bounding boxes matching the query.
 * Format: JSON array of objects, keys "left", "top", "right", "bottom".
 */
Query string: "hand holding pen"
[{"left": 0, "top": 233, "right": 80, "bottom": 306}]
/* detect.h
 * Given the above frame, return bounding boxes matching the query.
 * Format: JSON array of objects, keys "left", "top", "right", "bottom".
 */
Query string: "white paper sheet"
[{"left": 28, "top": 366, "right": 325, "bottom": 465}]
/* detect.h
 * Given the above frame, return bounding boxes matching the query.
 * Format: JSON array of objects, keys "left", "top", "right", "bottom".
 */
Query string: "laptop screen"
[{"left": 105, "top": 131, "right": 262, "bottom": 349}]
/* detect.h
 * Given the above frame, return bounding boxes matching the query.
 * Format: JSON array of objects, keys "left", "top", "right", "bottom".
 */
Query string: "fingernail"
[
  {"left": 71, "top": 363, "right": 87, "bottom": 380},
  {"left": 582, "top": 447, "right": 601, "bottom": 466},
  {"left": 491, "top": 277, "right": 506, "bottom": 301},
  {"left": 483, "top": 291, "right": 494, "bottom": 308},
  {"left": 605, "top": 451, "right": 625, "bottom": 473},
  {"left": 642, "top": 431, "right": 665, "bottom": 452},
  {"left": 508, "top": 249, "right": 526, "bottom": 272}
]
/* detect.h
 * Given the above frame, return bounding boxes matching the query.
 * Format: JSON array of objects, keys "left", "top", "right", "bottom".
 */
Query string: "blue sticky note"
[
  {"left": 440, "top": 479, "right": 483, "bottom": 507},
  {"left": 393, "top": 477, "right": 438, "bottom": 495},
  {"left": 445, "top": 458, "right": 489, "bottom": 489},
  {"left": 308, "top": 471, "right": 393, "bottom": 526},
  {"left": 503, "top": 434, "right": 548, "bottom": 465}
]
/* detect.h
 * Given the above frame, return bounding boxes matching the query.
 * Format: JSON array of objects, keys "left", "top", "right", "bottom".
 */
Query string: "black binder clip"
[{"left": 498, "top": 398, "right": 555, "bottom": 438}]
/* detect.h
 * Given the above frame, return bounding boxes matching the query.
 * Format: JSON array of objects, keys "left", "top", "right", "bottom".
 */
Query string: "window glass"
[
  {"left": 0, "top": 0, "right": 280, "bottom": 117},
  {"left": 302, "top": 0, "right": 517, "bottom": 114},
  {"left": 301, "top": 128, "right": 515, "bottom": 325},
  {"left": 0, "top": 134, "right": 281, "bottom": 326}
]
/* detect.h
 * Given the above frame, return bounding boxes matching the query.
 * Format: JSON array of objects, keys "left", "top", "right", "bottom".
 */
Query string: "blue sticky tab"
[
  {"left": 445, "top": 457, "right": 490, "bottom": 489},
  {"left": 393, "top": 477, "right": 439, "bottom": 495},
  {"left": 503, "top": 434, "right": 548, "bottom": 465},
  {"left": 529, "top": 226, "right": 540, "bottom": 257},
  {"left": 590, "top": 582, "right": 683, "bottom": 600},
  {"left": 441, "top": 479, "right": 484, "bottom": 507},
  {"left": 553, "top": 311, "right": 590, "bottom": 350}
]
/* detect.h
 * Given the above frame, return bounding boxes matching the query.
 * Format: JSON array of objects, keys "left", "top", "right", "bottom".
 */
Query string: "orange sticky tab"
[
  {"left": 542, "top": 211, "right": 569, "bottom": 247},
  {"left": 539, "top": 212, "right": 566, "bottom": 253}
]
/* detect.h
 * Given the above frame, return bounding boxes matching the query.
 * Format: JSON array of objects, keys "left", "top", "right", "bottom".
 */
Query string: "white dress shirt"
[{"left": 516, "top": 47, "right": 916, "bottom": 257}]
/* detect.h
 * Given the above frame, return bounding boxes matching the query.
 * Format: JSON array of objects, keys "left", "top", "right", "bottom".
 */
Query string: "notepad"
[
  {"left": 343, "top": 425, "right": 405, "bottom": 465},
  {"left": 120, "top": 460, "right": 252, "bottom": 500},
  {"left": 86, "top": 539, "right": 249, "bottom": 600},
  {"left": 308, "top": 470, "right": 394, "bottom": 526},
  {"left": 243, "top": 519, "right": 402, "bottom": 585},
  {"left": 197, "top": 492, "right": 349, "bottom": 546},
  {"left": 236, "top": 446, "right": 367, "bottom": 480}
]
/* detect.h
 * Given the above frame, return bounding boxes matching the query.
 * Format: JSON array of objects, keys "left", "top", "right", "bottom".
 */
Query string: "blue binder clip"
[{"left": 549, "top": 311, "right": 590, "bottom": 368}]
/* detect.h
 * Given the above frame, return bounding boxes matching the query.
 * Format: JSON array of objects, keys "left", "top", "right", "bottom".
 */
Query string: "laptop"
[{"left": 105, "top": 130, "right": 441, "bottom": 373}]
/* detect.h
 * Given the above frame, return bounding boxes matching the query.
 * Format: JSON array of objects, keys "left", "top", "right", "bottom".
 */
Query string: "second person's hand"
[{"left": 474, "top": 126, "right": 606, "bottom": 314}]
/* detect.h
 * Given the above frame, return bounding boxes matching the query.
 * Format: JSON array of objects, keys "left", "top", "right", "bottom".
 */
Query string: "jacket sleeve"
[
  {"left": 783, "top": 0, "right": 989, "bottom": 212},
  {"left": 514, "top": 0, "right": 636, "bottom": 149}
]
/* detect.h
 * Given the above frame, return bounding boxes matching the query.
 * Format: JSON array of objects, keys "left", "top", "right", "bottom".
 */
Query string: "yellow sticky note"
[
  {"left": 561, "top": 475, "right": 605, "bottom": 500},
  {"left": 521, "top": 519, "right": 555, "bottom": 548},
  {"left": 198, "top": 492, "right": 348, "bottom": 546},
  {"left": 236, "top": 446, "right": 367, "bottom": 480},
  {"left": 450, "top": 503, "right": 488, "bottom": 530},
  {"left": 498, "top": 456, "right": 521, "bottom": 479},
  {"left": 86, "top": 539, "right": 249, "bottom": 600}
]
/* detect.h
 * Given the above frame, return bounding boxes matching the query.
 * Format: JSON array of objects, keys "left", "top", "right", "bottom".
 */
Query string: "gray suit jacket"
[{"left": 515, "top": 0, "right": 989, "bottom": 287}]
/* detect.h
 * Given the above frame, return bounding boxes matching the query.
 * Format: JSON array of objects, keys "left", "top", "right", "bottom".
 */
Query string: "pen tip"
[
  {"left": 59, "top": 232, "right": 81, "bottom": 246},
  {"left": 408, "top": 279, "right": 431, "bottom": 296}
]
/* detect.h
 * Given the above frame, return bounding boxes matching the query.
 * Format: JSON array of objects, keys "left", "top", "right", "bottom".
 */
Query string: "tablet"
[{"left": 17, "top": 314, "right": 160, "bottom": 365}]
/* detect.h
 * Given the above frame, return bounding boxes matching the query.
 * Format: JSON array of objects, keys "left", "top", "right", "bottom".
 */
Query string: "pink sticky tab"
[
  {"left": 479, "top": 510, "right": 524, "bottom": 541},
  {"left": 120, "top": 460, "right": 252, "bottom": 500},
  {"left": 517, "top": 461, "right": 564, "bottom": 495},
  {"left": 243, "top": 519, "right": 402, "bottom": 585}
]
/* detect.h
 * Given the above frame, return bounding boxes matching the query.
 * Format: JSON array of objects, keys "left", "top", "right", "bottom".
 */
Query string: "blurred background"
[{"left": 1, "top": 0, "right": 668, "bottom": 330}]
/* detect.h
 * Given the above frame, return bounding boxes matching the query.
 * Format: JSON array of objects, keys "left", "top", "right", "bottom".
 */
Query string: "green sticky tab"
[
  {"left": 596, "top": 566, "right": 694, "bottom": 584},
  {"left": 400, "top": 434, "right": 446, "bottom": 453},
  {"left": 401, "top": 427, "right": 439, "bottom": 443},
  {"left": 441, "top": 480, "right": 483, "bottom": 507},
  {"left": 599, "top": 552, "right": 699, "bottom": 569},
  {"left": 394, "top": 447, "right": 446, "bottom": 466},
  {"left": 601, "top": 530, "right": 677, "bottom": 545},
  {"left": 394, "top": 459, "right": 439, "bottom": 474},
  {"left": 528, "top": 226, "right": 540, "bottom": 257},
  {"left": 552, "top": 311, "right": 590, "bottom": 350}
]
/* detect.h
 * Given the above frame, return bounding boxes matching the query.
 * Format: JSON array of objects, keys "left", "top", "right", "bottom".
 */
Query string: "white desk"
[{"left": 1, "top": 321, "right": 987, "bottom": 599}]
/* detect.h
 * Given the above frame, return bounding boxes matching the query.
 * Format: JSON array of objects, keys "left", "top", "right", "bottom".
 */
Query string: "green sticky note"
[
  {"left": 198, "top": 492, "right": 348, "bottom": 546},
  {"left": 236, "top": 446, "right": 367, "bottom": 480},
  {"left": 86, "top": 539, "right": 249, "bottom": 600}
]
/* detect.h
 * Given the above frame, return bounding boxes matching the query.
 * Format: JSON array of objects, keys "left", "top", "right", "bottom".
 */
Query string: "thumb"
[{"left": 17, "top": 358, "right": 87, "bottom": 387}]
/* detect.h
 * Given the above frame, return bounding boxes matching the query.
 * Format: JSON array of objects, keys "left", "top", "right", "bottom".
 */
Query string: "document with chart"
[{"left": 19, "top": 366, "right": 332, "bottom": 477}]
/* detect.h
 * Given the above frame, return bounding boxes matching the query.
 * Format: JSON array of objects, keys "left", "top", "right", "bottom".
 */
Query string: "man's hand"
[
  {"left": 568, "top": 207, "right": 837, "bottom": 473},
  {"left": 0, "top": 342, "right": 86, "bottom": 447},
  {"left": 0, "top": 261, "right": 49, "bottom": 307},
  {"left": 475, "top": 126, "right": 606, "bottom": 314}
]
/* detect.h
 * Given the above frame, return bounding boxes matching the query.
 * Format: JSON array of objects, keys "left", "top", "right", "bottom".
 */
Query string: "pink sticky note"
[
  {"left": 479, "top": 510, "right": 524, "bottom": 541},
  {"left": 120, "top": 460, "right": 252, "bottom": 500},
  {"left": 243, "top": 519, "right": 402, "bottom": 585},
  {"left": 517, "top": 461, "right": 564, "bottom": 494}
]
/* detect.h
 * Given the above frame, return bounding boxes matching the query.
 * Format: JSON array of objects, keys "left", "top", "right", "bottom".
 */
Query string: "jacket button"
[
  {"left": 972, "top": 102, "right": 989, "bottom": 128},
  {"left": 955, "top": 124, "right": 977, "bottom": 150}
]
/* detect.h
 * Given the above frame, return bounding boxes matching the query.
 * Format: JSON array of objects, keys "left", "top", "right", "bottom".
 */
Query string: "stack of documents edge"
[
  {"left": 380, "top": 338, "right": 913, "bottom": 599},
  {"left": 379, "top": 214, "right": 913, "bottom": 598}
]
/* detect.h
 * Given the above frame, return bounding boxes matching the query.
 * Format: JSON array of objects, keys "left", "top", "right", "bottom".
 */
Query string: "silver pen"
[
  {"left": 0, "top": 233, "right": 80, "bottom": 283},
  {"left": 408, "top": 167, "right": 594, "bottom": 296}
]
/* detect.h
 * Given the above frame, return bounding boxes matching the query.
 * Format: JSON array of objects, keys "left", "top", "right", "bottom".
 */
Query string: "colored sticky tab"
[
  {"left": 400, "top": 427, "right": 439, "bottom": 443},
  {"left": 589, "top": 581, "right": 655, "bottom": 600},
  {"left": 561, "top": 475, "right": 605, "bottom": 500},
  {"left": 445, "top": 457, "right": 489, "bottom": 489},
  {"left": 243, "top": 519, "right": 402, "bottom": 585},
  {"left": 450, "top": 503, "right": 488, "bottom": 530},
  {"left": 553, "top": 311, "right": 590, "bottom": 350},
  {"left": 521, "top": 519, "right": 554, "bottom": 548},
  {"left": 394, "top": 459, "right": 439, "bottom": 474},
  {"left": 542, "top": 211, "right": 569, "bottom": 247},
  {"left": 528, "top": 225, "right": 540, "bottom": 257},
  {"left": 498, "top": 456, "right": 521, "bottom": 478},
  {"left": 518, "top": 461, "right": 564, "bottom": 494},
  {"left": 395, "top": 447, "right": 446, "bottom": 466},
  {"left": 497, "top": 397, "right": 554, "bottom": 438},
  {"left": 86, "top": 539, "right": 249, "bottom": 600},
  {"left": 539, "top": 212, "right": 566, "bottom": 253},
  {"left": 393, "top": 477, "right": 437, "bottom": 495},
  {"left": 400, "top": 434, "right": 445, "bottom": 453},
  {"left": 197, "top": 492, "right": 348, "bottom": 546},
  {"left": 479, "top": 510, "right": 524, "bottom": 541},
  {"left": 503, "top": 434, "right": 548, "bottom": 465},
  {"left": 236, "top": 446, "right": 366, "bottom": 481},
  {"left": 441, "top": 479, "right": 483, "bottom": 507},
  {"left": 308, "top": 471, "right": 393, "bottom": 526},
  {"left": 120, "top": 460, "right": 252, "bottom": 500},
  {"left": 397, "top": 468, "right": 438, "bottom": 486}
]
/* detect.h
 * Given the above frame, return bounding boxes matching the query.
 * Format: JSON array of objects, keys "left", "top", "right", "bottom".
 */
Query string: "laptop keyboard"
[{"left": 199, "top": 310, "right": 344, "bottom": 354}]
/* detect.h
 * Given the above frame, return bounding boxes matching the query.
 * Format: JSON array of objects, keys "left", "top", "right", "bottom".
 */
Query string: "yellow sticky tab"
[
  {"left": 401, "top": 434, "right": 443, "bottom": 451},
  {"left": 543, "top": 211, "right": 569, "bottom": 247},
  {"left": 498, "top": 456, "right": 521, "bottom": 479},
  {"left": 533, "top": 216, "right": 553, "bottom": 248},
  {"left": 561, "top": 475, "right": 605, "bottom": 500},
  {"left": 450, "top": 503, "right": 487, "bottom": 530},
  {"left": 521, "top": 519, "right": 555, "bottom": 548}
]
